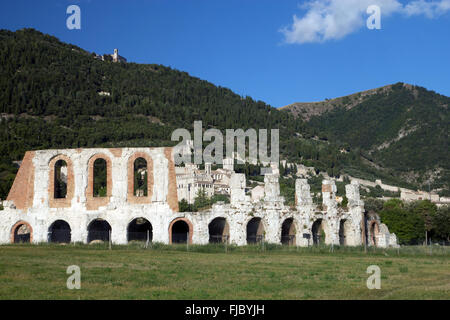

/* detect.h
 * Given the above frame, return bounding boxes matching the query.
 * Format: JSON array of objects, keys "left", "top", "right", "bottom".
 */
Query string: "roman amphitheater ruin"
[{"left": 0, "top": 147, "right": 398, "bottom": 247}]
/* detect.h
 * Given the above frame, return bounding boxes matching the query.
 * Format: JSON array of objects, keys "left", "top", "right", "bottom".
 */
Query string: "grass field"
[{"left": 0, "top": 243, "right": 448, "bottom": 300}]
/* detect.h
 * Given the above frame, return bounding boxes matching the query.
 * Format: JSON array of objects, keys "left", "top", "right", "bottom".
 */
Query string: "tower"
[{"left": 113, "top": 49, "right": 118, "bottom": 62}]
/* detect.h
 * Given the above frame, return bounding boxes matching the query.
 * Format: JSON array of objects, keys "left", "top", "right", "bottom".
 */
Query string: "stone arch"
[
  {"left": 169, "top": 218, "right": 193, "bottom": 244},
  {"left": 281, "top": 218, "right": 296, "bottom": 245},
  {"left": 87, "top": 219, "right": 111, "bottom": 243},
  {"left": 369, "top": 220, "right": 380, "bottom": 246},
  {"left": 10, "top": 221, "right": 33, "bottom": 243},
  {"left": 312, "top": 218, "right": 327, "bottom": 245},
  {"left": 86, "top": 153, "right": 112, "bottom": 210},
  {"left": 246, "top": 217, "right": 265, "bottom": 244},
  {"left": 127, "top": 152, "right": 154, "bottom": 204},
  {"left": 48, "top": 220, "right": 71, "bottom": 243},
  {"left": 127, "top": 217, "right": 153, "bottom": 242},
  {"left": 48, "top": 154, "right": 74, "bottom": 208},
  {"left": 208, "top": 217, "right": 230, "bottom": 243},
  {"left": 339, "top": 219, "right": 352, "bottom": 246}
]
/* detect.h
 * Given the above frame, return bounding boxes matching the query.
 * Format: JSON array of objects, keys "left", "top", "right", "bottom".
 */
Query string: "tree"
[
  {"left": 432, "top": 206, "right": 450, "bottom": 242},
  {"left": 178, "top": 199, "right": 190, "bottom": 212},
  {"left": 411, "top": 200, "right": 437, "bottom": 244},
  {"left": 379, "top": 199, "right": 425, "bottom": 245},
  {"left": 193, "top": 189, "right": 210, "bottom": 211}
]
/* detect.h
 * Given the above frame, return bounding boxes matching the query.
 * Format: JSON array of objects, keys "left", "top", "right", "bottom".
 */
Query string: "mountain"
[
  {"left": 0, "top": 28, "right": 448, "bottom": 199},
  {"left": 280, "top": 84, "right": 397, "bottom": 121},
  {"left": 0, "top": 28, "right": 304, "bottom": 198},
  {"left": 282, "top": 83, "right": 450, "bottom": 194}
]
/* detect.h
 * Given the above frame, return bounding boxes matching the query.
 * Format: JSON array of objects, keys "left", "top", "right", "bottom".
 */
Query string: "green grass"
[{"left": 0, "top": 244, "right": 448, "bottom": 300}]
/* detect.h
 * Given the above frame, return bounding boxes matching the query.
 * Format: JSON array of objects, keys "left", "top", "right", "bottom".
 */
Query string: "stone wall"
[{"left": 0, "top": 148, "right": 398, "bottom": 248}]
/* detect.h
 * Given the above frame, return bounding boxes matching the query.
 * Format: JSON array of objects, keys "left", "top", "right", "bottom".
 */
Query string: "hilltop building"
[{"left": 94, "top": 48, "right": 127, "bottom": 63}]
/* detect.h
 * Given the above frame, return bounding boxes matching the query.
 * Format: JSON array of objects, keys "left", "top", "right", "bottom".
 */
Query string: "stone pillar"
[
  {"left": 230, "top": 173, "right": 247, "bottom": 204},
  {"left": 295, "top": 179, "right": 313, "bottom": 206},
  {"left": 322, "top": 180, "right": 339, "bottom": 245},
  {"left": 264, "top": 174, "right": 282, "bottom": 202},
  {"left": 322, "top": 179, "right": 337, "bottom": 210},
  {"left": 346, "top": 180, "right": 364, "bottom": 246}
]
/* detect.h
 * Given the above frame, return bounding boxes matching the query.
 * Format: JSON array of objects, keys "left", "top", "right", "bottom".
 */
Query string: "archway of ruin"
[
  {"left": 87, "top": 219, "right": 111, "bottom": 243},
  {"left": 48, "top": 220, "right": 71, "bottom": 243},
  {"left": 11, "top": 221, "right": 32, "bottom": 243},
  {"left": 281, "top": 218, "right": 296, "bottom": 245},
  {"left": 169, "top": 219, "right": 192, "bottom": 244},
  {"left": 127, "top": 218, "right": 152, "bottom": 242},
  {"left": 339, "top": 219, "right": 352, "bottom": 246},
  {"left": 369, "top": 221, "right": 379, "bottom": 247},
  {"left": 208, "top": 217, "right": 230, "bottom": 243},
  {"left": 312, "top": 218, "right": 326, "bottom": 245},
  {"left": 246, "top": 217, "right": 264, "bottom": 244}
]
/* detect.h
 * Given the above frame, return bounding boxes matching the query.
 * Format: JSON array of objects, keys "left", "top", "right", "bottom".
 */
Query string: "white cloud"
[
  {"left": 280, "top": 0, "right": 450, "bottom": 44},
  {"left": 404, "top": 0, "right": 450, "bottom": 18}
]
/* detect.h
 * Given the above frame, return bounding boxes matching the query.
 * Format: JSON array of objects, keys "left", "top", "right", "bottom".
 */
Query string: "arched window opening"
[
  {"left": 93, "top": 158, "right": 107, "bottom": 197},
  {"left": 54, "top": 160, "right": 68, "bottom": 199},
  {"left": 134, "top": 158, "right": 148, "bottom": 197}
]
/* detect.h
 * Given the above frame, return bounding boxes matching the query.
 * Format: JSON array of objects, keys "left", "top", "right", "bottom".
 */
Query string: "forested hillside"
[
  {"left": 283, "top": 83, "right": 450, "bottom": 195},
  {"left": 0, "top": 28, "right": 447, "bottom": 199}
]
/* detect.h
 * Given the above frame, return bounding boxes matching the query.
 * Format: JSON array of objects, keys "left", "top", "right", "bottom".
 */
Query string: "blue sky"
[{"left": 1, "top": 0, "right": 449, "bottom": 107}]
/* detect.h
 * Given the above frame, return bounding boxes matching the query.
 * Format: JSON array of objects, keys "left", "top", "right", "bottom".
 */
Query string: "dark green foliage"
[
  {"left": 279, "top": 177, "right": 295, "bottom": 206},
  {"left": 379, "top": 199, "right": 425, "bottom": 245},
  {"left": 340, "top": 196, "right": 348, "bottom": 208},
  {"left": 364, "top": 198, "right": 384, "bottom": 213},
  {"left": 306, "top": 83, "right": 450, "bottom": 192},
  {"left": 178, "top": 190, "right": 230, "bottom": 212},
  {"left": 377, "top": 199, "right": 448, "bottom": 245},
  {"left": 178, "top": 199, "right": 190, "bottom": 212},
  {"left": 432, "top": 206, "right": 450, "bottom": 241}
]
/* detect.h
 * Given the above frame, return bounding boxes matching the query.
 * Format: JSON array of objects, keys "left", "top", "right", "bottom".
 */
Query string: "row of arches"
[
  {"left": 51, "top": 156, "right": 150, "bottom": 200},
  {"left": 11, "top": 217, "right": 359, "bottom": 246}
]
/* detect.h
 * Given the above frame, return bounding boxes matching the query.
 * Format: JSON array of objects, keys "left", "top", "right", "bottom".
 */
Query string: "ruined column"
[
  {"left": 345, "top": 180, "right": 364, "bottom": 246},
  {"left": 230, "top": 173, "right": 248, "bottom": 204},
  {"left": 295, "top": 179, "right": 313, "bottom": 206},
  {"left": 294, "top": 179, "right": 314, "bottom": 246},
  {"left": 264, "top": 174, "right": 283, "bottom": 202},
  {"left": 322, "top": 180, "right": 339, "bottom": 245}
]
